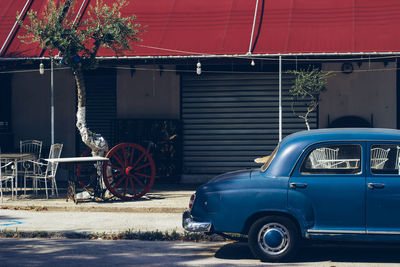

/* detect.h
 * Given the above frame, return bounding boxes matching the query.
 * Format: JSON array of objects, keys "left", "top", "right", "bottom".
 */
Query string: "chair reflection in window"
[
  {"left": 309, "top": 147, "right": 339, "bottom": 169},
  {"left": 370, "top": 147, "right": 390, "bottom": 170},
  {"left": 396, "top": 146, "right": 400, "bottom": 174}
]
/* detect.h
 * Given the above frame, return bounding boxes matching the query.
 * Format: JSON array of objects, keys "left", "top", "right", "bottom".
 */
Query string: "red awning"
[
  {"left": 1, "top": 0, "right": 400, "bottom": 59},
  {"left": 252, "top": 0, "right": 400, "bottom": 55},
  {"left": 0, "top": 0, "right": 30, "bottom": 57}
]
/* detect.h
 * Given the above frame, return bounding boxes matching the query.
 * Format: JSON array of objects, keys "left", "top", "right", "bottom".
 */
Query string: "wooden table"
[{"left": 0, "top": 153, "right": 35, "bottom": 197}]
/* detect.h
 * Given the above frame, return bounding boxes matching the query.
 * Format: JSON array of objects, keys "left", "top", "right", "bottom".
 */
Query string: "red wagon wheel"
[
  {"left": 76, "top": 148, "right": 97, "bottom": 191},
  {"left": 103, "top": 143, "right": 156, "bottom": 200}
]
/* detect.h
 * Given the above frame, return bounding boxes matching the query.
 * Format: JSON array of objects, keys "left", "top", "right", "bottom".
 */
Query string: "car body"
[{"left": 182, "top": 128, "right": 400, "bottom": 261}]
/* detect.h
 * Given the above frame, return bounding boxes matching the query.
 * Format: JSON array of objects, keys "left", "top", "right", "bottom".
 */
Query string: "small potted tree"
[{"left": 288, "top": 68, "right": 333, "bottom": 130}]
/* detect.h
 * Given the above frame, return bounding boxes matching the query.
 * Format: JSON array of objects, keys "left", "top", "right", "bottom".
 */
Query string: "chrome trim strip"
[
  {"left": 308, "top": 229, "right": 400, "bottom": 235},
  {"left": 307, "top": 229, "right": 365, "bottom": 234},
  {"left": 367, "top": 231, "right": 400, "bottom": 235}
]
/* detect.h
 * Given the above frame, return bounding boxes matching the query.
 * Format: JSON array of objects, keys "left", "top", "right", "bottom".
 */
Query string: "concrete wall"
[
  {"left": 10, "top": 64, "right": 181, "bottom": 183},
  {"left": 12, "top": 69, "right": 76, "bottom": 157},
  {"left": 116, "top": 65, "right": 180, "bottom": 119},
  {"left": 320, "top": 62, "right": 397, "bottom": 128}
]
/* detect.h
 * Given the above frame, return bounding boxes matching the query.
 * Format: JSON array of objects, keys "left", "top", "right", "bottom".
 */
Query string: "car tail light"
[{"left": 189, "top": 193, "right": 196, "bottom": 210}]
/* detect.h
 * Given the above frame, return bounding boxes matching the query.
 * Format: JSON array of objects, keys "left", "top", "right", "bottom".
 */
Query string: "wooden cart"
[{"left": 76, "top": 143, "right": 155, "bottom": 200}]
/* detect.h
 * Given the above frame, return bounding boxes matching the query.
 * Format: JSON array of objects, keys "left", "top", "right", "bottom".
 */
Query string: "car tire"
[{"left": 248, "top": 216, "right": 299, "bottom": 262}]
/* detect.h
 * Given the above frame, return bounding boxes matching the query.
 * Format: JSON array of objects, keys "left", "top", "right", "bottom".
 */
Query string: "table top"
[
  {"left": 45, "top": 156, "right": 109, "bottom": 163},
  {"left": 0, "top": 153, "right": 35, "bottom": 160}
]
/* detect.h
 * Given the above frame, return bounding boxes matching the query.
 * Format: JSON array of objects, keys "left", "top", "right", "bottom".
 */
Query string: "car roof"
[
  {"left": 282, "top": 128, "right": 400, "bottom": 147},
  {"left": 265, "top": 128, "right": 400, "bottom": 178}
]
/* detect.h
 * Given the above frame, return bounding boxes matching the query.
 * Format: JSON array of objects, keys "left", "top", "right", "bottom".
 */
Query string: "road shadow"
[
  {"left": 215, "top": 241, "right": 400, "bottom": 263},
  {"left": 0, "top": 239, "right": 226, "bottom": 266}
]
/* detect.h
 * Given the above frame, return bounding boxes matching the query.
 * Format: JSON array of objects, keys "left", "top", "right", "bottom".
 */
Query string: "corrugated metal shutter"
[
  {"left": 181, "top": 72, "right": 317, "bottom": 176},
  {"left": 76, "top": 68, "right": 116, "bottom": 154}
]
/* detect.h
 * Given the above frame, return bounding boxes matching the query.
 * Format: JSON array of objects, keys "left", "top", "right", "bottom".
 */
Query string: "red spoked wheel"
[
  {"left": 76, "top": 148, "right": 97, "bottom": 191},
  {"left": 103, "top": 143, "right": 156, "bottom": 200}
]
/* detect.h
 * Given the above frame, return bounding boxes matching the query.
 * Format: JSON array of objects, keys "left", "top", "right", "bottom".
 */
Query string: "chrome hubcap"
[{"left": 258, "top": 223, "right": 290, "bottom": 255}]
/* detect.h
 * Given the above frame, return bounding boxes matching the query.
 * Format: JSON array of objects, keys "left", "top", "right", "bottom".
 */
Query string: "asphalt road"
[
  {"left": 2, "top": 208, "right": 400, "bottom": 266},
  {"left": 1, "top": 238, "right": 400, "bottom": 266}
]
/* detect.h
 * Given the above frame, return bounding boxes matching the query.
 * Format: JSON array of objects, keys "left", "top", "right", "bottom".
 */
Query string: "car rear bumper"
[{"left": 182, "top": 210, "right": 212, "bottom": 232}]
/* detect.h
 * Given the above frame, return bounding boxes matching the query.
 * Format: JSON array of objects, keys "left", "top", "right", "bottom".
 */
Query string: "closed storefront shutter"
[{"left": 181, "top": 72, "right": 317, "bottom": 176}]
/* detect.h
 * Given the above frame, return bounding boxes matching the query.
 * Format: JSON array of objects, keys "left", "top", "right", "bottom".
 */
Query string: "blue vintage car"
[{"left": 183, "top": 128, "right": 400, "bottom": 261}]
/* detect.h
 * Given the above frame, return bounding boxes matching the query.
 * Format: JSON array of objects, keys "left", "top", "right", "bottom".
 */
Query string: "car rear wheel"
[{"left": 248, "top": 216, "right": 299, "bottom": 262}]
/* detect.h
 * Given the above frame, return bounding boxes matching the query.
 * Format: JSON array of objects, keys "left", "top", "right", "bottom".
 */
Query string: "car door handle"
[
  {"left": 368, "top": 183, "right": 385, "bottom": 189},
  {"left": 290, "top": 183, "right": 307, "bottom": 189}
]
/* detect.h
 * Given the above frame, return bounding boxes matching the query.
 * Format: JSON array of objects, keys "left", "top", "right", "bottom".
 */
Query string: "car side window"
[
  {"left": 301, "top": 144, "right": 362, "bottom": 174},
  {"left": 370, "top": 144, "right": 400, "bottom": 175}
]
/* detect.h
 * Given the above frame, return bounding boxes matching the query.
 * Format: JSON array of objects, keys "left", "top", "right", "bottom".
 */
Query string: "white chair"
[
  {"left": 395, "top": 146, "right": 400, "bottom": 173},
  {"left": 1, "top": 160, "right": 15, "bottom": 201},
  {"left": 370, "top": 147, "right": 390, "bottom": 170},
  {"left": 309, "top": 147, "right": 339, "bottom": 169},
  {"left": 20, "top": 140, "right": 42, "bottom": 159},
  {"left": 20, "top": 140, "right": 43, "bottom": 189},
  {"left": 24, "top": 144, "right": 63, "bottom": 199}
]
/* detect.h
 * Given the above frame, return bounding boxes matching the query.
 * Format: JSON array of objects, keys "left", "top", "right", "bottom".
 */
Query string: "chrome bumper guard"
[{"left": 182, "top": 210, "right": 212, "bottom": 232}]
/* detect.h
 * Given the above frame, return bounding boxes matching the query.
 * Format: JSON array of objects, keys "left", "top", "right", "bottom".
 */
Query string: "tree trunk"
[{"left": 73, "top": 67, "right": 109, "bottom": 157}]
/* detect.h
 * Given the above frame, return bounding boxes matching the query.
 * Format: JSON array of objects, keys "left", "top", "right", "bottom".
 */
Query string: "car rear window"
[{"left": 261, "top": 144, "right": 280, "bottom": 172}]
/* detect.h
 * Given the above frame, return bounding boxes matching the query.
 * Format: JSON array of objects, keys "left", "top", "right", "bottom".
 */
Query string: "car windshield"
[{"left": 261, "top": 143, "right": 280, "bottom": 172}]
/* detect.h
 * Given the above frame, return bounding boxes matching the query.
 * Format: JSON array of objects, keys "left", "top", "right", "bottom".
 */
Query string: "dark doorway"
[
  {"left": 0, "top": 73, "right": 13, "bottom": 152},
  {"left": 328, "top": 116, "right": 372, "bottom": 128}
]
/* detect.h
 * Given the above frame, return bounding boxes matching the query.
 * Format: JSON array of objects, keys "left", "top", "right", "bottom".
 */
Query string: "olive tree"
[
  {"left": 288, "top": 68, "right": 333, "bottom": 130},
  {"left": 19, "top": 0, "right": 143, "bottom": 156}
]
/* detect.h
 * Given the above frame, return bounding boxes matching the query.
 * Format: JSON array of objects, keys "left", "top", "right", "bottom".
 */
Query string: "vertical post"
[
  {"left": 248, "top": 0, "right": 260, "bottom": 54},
  {"left": 51, "top": 58, "right": 54, "bottom": 145},
  {"left": 279, "top": 56, "right": 282, "bottom": 142}
]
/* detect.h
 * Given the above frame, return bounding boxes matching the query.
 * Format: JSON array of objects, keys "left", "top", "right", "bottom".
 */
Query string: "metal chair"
[
  {"left": 20, "top": 140, "right": 43, "bottom": 193},
  {"left": 0, "top": 160, "right": 15, "bottom": 201},
  {"left": 20, "top": 140, "right": 42, "bottom": 159},
  {"left": 370, "top": 147, "right": 390, "bottom": 170},
  {"left": 24, "top": 144, "right": 63, "bottom": 199}
]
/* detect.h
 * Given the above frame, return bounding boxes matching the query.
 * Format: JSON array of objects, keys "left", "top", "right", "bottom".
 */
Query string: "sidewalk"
[
  {"left": 0, "top": 183, "right": 197, "bottom": 213},
  {"left": 0, "top": 184, "right": 198, "bottom": 234}
]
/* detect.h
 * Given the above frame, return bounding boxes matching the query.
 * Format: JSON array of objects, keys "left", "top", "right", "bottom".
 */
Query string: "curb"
[
  {"left": 1, "top": 205, "right": 185, "bottom": 213},
  {"left": 0, "top": 186, "right": 194, "bottom": 214},
  {"left": 0, "top": 229, "right": 229, "bottom": 242}
]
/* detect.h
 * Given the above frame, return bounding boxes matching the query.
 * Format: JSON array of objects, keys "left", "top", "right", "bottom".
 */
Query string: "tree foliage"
[
  {"left": 19, "top": 0, "right": 143, "bottom": 69},
  {"left": 18, "top": 0, "right": 144, "bottom": 157},
  {"left": 288, "top": 68, "right": 333, "bottom": 130}
]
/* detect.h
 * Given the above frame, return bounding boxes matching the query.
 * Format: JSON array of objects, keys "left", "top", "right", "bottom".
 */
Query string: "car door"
[
  {"left": 366, "top": 142, "right": 400, "bottom": 234},
  {"left": 288, "top": 142, "right": 366, "bottom": 234}
]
